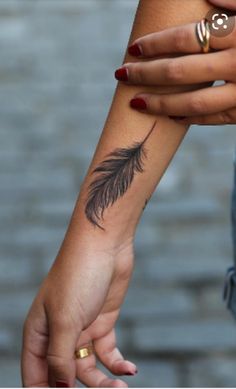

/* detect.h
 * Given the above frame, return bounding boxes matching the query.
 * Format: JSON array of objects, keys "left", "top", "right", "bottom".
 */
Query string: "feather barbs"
[{"left": 85, "top": 120, "right": 157, "bottom": 230}]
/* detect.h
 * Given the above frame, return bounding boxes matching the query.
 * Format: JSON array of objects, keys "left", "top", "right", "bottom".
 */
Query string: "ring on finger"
[
  {"left": 74, "top": 342, "right": 94, "bottom": 359},
  {"left": 196, "top": 18, "right": 210, "bottom": 53}
]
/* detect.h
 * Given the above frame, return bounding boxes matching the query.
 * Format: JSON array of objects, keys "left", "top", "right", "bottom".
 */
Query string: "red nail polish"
[
  {"left": 114, "top": 67, "right": 128, "bottom": 81},
  {"left": 56, "top": 381, "right": 69, "bottom": 387},
  {"left": 125, "top": 369, "right": 138, "bottom": 375},
  {"left": 169, "top": 116, "right": 186, "bottom": 120},
  {"left": 130, "top": 98, "right": 147, "bottom": 110},
  {"left": 128, "top": 43, "right": 142, "bottom": 57}
]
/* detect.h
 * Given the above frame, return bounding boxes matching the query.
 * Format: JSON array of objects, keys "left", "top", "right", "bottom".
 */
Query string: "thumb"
[{"left": 47, "top": 316, "right": 82, "bottom": 388}]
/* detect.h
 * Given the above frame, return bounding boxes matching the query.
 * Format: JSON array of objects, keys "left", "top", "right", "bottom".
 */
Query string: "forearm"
[{"left": 62, "top": 0, "right": 211, "bottom": 251}]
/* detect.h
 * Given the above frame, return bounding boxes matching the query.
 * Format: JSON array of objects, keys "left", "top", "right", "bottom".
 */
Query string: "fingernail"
[
  {"left": 128, "top": 43, "right": 142, "bottom": 57},
  {"left": 130, "top": 98, "right": 147, "bottom": 110},
  {"left": 56, "top": 381, "right": 69, "bottom": 387},
  {"left": 114, "top": 67, "right": 128, "bottom": 81},
  {"left": 125, "top": 369, "right": 138, "bottom": 376},
  {"left": 169, "top": 116, "right": 186, "bottom": 120}
]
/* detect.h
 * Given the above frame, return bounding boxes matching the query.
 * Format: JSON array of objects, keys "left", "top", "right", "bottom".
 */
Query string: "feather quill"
[{"left": 85, "top": 120, "right": 157, "bottom": 230}]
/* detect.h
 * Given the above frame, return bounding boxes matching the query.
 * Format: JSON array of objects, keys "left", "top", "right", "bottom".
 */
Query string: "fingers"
[
  {"left": 127, "top": 17, "right": 236, "bottom": 58},
  {"left": 208, "top": 0, "right": 236, "bottom": 11},
  {"left": 128, "top": 23, "right": 201, "bottom": 56},
  {"left": 21, "top": 305, "right": 49, "bottom": 387},
  {"left": 116, "top": 49, "right": 235, "bottom": 86},
  {"left": 77, "top": 355, "right": 128, "bottom": 388},
  {"left": 175, "top": 108, "right": 236, "bottom": 125},
  {"left": 130, "top": 83, "right": 236, "bottom": 117},
  {"left": 93, "top": 328, "right": 137, "bottom": 376},
  {"left": 75, "top": 336, "right": 128, "bottom": 388},
  {"left": 47, "top": 314, "right": 82, "bottom": 387}
]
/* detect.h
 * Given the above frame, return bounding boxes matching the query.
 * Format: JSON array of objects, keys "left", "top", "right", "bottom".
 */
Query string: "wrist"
[
  {"left": 61, "top": 202, "right": 135, "bottom": 257},
  {"left": 65, "top": 185, "right": 138, "bottom": 253}
]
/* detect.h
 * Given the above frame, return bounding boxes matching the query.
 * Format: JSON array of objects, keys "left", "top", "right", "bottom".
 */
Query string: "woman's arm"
[
  {"left": 65, "top": 0, "right": 212, "bottom": 249},
  {"left": 21, "top": 1, "right": 212, "bottom": 388}
]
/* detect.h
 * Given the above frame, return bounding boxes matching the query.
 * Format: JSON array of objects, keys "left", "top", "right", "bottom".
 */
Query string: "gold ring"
[
  {"left": 195, "top": 18, "right": 210, "bottom": 53},
  {"left": 74, "top": 343, "right": 94, "bottom": 359}
]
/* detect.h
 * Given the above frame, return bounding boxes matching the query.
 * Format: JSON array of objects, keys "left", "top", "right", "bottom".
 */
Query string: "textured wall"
[{"left": 0, "top": 0, "right": 236, "bottom": 387}]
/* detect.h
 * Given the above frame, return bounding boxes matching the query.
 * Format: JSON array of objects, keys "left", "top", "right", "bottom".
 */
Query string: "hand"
[
  {"left": 21, "top": 236, "right": 137, "bottom": 387},
  {"left": 114, "top": 15, "right": 236, "bottom": 125}
]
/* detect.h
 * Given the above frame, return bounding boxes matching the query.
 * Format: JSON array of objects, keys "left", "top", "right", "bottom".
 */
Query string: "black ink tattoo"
[{"left": 85, "top": 120, "right": 157, "bottom": 230}]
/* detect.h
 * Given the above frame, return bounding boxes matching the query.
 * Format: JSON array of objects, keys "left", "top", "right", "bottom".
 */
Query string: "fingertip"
[
  {"left": 123, "top": 360, "right": 138, "bottom": 375},
  {"left": 128, "top": 43, "right": 143, "bottom": 57},
  {"left": 56, "top": 381, "right": 70, "bottom": 387},
  {"left": 130, "top": 97, "right": 147, "bottom": 111},
  {"left": 115, "top": 67, "right": 129, "bottom": 82}
]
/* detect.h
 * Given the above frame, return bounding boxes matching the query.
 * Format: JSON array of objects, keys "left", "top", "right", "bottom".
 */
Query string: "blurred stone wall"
[{"left": 0, "top": 0, "right": 236, "bottom": 387}]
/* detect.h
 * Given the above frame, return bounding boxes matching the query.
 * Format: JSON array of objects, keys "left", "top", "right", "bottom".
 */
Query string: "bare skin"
[
  {"left": 21, "top": 1, "right": 212, "bottom": 388},
  {"left": 122, "top": 0, "right": 236, "bottom": 125},
  {"left": 210, "top": 0, "right": 236, "bottom": 10}
]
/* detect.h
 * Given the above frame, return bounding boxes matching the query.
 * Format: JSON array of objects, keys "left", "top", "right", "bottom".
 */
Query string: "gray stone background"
[{"left": 0, "top": 0, "right": 236, "bottom": 387}]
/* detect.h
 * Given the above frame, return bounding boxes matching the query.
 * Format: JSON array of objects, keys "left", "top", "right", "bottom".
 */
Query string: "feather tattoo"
[{"left": 85, "top": 120, "right": 157, "bottom": 230}]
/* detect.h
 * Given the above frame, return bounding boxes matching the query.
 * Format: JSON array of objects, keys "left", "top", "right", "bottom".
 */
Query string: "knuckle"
[
  {"left": 146, "top": 35, "right": 158, "bottom": 55},
  {"left": 115, "top": 261, "right": 134, "bottom": 282},
  {"left": 22, "top": 314, "right": 36, "bottom": 340},
  {"left": 131, "top": 62, "right": 144, "bottom": 83},
  {"left": 23, "top": 317, "right": 30, "bottom": 334},
  {"left": 173, "top": 28, "right": 189, "bottom": 52},
  {"left": 47, "top": 354, "right": 68, "bottom": 370},
  {"left": 164, "top": 60, "right": 184, "bottom": 82},
  {"left": 159, "top": 97, "right": 169, "bottom": 114},
  {"left": 189, "top": 96, "right": 206, "bottom": 114},
  {"left": 46, "top": 296, "right": 85, "bottom": 332},
  {"left": 50, "top": 313, "right": 76, "bottom": 331}
]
